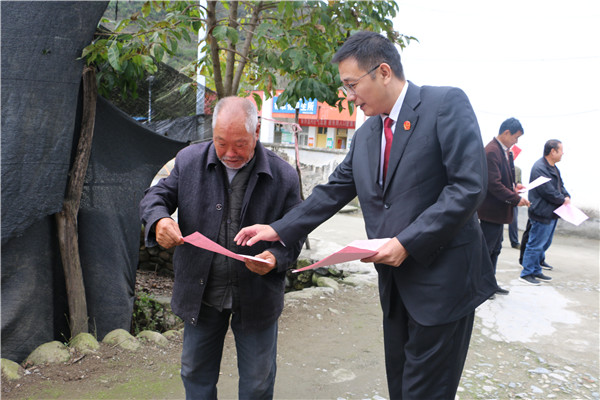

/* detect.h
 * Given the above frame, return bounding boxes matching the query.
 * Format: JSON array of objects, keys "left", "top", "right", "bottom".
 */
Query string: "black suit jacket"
[{"left": 272, "top": 83, "right": 497, "bottom": 326}]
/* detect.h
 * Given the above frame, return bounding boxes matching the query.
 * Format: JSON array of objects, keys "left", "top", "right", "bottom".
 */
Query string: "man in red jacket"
[{"left": 478, "top": 117, "right": 530, "bottom": 296}]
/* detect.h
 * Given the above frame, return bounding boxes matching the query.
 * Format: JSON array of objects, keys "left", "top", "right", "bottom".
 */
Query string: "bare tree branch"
[
  {"left": 206, "top": 1, "right": 224, "bottom": 98},
  {"left": 231, "top": 1, "right": 263, "bottom": 95},
  {"left": 223, "top": 1, "right": 239, "bottom": 96}
]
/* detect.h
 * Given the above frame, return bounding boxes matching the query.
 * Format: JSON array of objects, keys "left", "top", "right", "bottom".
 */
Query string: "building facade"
[{"left": 253, "top": 91, "right": 366, "bottom": 150}]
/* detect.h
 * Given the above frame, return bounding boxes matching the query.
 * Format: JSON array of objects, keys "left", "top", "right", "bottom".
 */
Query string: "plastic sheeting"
[
  {"left": 1, "top": 1, "right": 108, "bottom": 243},
  {"left": 78, "top": 97, "right": 186, "bottom": 343},
  {"left": 1, "top": 1, "right": 187, "bottom": 361}
]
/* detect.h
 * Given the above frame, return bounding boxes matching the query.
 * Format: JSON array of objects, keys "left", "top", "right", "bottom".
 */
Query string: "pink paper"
[
  {"left": 182, "top": 231, "right": 273, "bottom": 265},
  {"left": 293, "top": 238, "right": 392, "bottom": 272},
  {"left": 553, "top": 204, "right": 589, "bottom": 226}
]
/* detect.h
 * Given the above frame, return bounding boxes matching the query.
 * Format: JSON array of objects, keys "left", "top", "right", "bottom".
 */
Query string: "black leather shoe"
[
  {"left": 496, "top": 286, "right": 510, "bottom": 295},
  {"left": 511, "top": 243, "right": 521, "bottom": 249},
  {"left": 541, "top": 261, "right": 554, "bottom": 271},
  {"left": 488, "top": 294, "right": 496, "bottom": 300}
]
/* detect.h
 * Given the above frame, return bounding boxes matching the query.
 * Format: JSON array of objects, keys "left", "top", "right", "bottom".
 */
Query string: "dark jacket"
[
  {"left": 528, "top": 157, "right": 569, "bottom": 224},
  {"left": 477, "top": 138, "right": 522, "bottom": 224},
  {"left": 139, "top": 141, "right": 304, "bottom": 331},
  {"left": 271, "top": 83, "right": 497, "bottom": 327}
]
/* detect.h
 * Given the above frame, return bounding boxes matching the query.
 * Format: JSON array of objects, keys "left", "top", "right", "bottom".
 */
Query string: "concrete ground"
[{"left": 300, "top": 212, "right": 600, "bottom": 397}]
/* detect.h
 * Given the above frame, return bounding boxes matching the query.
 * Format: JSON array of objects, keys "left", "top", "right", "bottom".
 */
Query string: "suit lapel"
[{"left": 384, "top": 83, "right": 421, "bottom": 192}]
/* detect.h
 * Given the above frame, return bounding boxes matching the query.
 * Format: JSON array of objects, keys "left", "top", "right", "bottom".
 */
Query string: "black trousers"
[
  {"left": 383, "top": 283, "right": 475, "bottom": 400},
  {"left": 479, "top": 220, "right": 504, "bottom": 273}
]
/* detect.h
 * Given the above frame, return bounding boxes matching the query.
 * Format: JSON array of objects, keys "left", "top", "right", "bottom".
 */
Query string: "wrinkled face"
[
  {"left": 213, "top": 118, "right": 257, "bottom": 170},
  {"left": 338, "top": 58, "right": 386, "bottom": 116},
  {"left": 551, "top": 143, "right": 564, "bottom": 163}
]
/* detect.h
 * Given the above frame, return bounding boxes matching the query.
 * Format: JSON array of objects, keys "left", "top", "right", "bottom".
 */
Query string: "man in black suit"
[
  {"left": 478, "top": 118, "right": 530, "bottom": 296},
  {"left": 236, "top": 31, "right": 496, "bottom": 399}
]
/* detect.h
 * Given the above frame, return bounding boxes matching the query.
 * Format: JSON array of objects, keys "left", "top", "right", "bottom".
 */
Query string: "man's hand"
[
  {"left": 517, "top": 197, "right": 531, "bottom": 207},
  {"left": 563, "top": 196, "right": 571, "bottom": 206},
  {"left": 245, "top": 251, "right": 276, "bottom": 275},
  {"left": 361, "top": 238, "right": 408, "bottom": 267},
  {"left": 515, "top": 183, "right": 526, "bottom": 191},
  {"left": 155, "top": 218, "right": 184, "bottom": 249},
  {"left": 235, "top": 224, "right": 280, "bottom": 246}
]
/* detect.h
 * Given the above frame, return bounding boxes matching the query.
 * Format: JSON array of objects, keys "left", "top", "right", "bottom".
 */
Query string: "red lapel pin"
[{"left": 403, "top": 121, "right": 411, "bottom": 131}]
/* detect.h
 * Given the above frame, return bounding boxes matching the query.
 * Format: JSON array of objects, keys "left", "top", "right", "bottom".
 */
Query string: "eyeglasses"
[{"left": 340, "top": 64, "right": 380, "bottom": 96}]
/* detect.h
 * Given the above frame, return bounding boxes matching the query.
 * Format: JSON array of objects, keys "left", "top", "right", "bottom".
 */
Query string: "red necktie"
[{"left": 383, "top": 117, "right": 394, "bottom": 181}]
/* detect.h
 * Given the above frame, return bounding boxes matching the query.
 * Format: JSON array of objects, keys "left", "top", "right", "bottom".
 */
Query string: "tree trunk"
[{"left": 55, "top": 66, "right": 97, "bottom": 338}]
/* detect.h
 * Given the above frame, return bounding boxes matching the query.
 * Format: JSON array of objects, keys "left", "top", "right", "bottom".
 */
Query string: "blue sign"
[{"left": 272, "top": 97, "right": 318, "bottom": 115}]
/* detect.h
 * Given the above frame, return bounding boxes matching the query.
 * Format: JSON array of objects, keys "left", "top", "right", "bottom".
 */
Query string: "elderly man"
[
  {"left": 140, "top": 96, "right": 303, "bottom": 399},
  {"left": 236, "top": 31, "right": 496, "bottom": 399},
  {"left": 520, "top": 139, "right": 569, "bottom": 285},
  {"left": 478, "top": 117, "right": 530, "bottom": 296}
]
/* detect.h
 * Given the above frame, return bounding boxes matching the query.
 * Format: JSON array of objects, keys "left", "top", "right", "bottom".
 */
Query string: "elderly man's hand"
[
  {"left": 245, "top": 251, "right": 276, "bottom": 275},
  {"left": 155, "top": 218, "right": 184, "bottom": 249}
]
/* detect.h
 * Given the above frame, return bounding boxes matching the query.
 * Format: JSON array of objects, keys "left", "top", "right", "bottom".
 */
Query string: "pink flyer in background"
[
  {"left": 293, "top": 238, "right": 392, "bottom": 272},
  {"left": 183, "top": 231, "right": 273, "bottom": 265}
]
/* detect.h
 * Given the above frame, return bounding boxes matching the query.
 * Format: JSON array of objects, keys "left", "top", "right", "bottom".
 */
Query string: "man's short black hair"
[
  {"left": 499, "top": 117, "right": 524, "bottom": 136},
  {"left": 544, "top": 139, "right": 562, "bottom": 156},
  {"left": 332, "top": 31, "right": 404, "bottom": 80}
]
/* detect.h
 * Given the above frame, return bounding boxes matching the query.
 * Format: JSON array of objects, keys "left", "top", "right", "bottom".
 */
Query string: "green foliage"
[
  {"left": 83, "top": 1, "right": 202, "bottom": 99},
  {"left": 83, "top": 1, "right": 416, "bottom": 109},
  {"left": 132, "top": 294, "right": 181, "bottom": 335}
]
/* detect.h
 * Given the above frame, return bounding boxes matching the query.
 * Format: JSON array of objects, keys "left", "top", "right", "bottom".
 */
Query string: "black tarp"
[
  {"left": 1, "top": 2, "right": 188, "bottom": 362},
  {"left": 78, "top": 97, "right": 186, "bottom": 342}
]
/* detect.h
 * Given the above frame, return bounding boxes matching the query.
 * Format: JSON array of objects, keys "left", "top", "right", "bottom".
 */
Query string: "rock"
[
  {"left": 531, "top": 385, "right": 544, "bottom": 393},
  {"left": 339, "top": 274, "right": 377, "bottom": 288},
  {"left": 313, "top": 276, "right": 339, "bottom": 291},
  {"left": 25, "top": 341, "right": 71, "bottom": 366},
  {"left": 102, "top": 329, "right": 140, "bottom": 351},
  {"left": 1, "top": 358, "right": 22, "bottom": 380},
  {"left": 529, "top": 367, "right": 551, "bottom": 374},
  {"left": 163, "top": 330, "right": 182, "bottom": 340},
  {"left": 285, "top": 286, "right": 334, "bottom": 300},
  {"left": 137, "top": 330, "right": 169, "bottom": 347},
  {"left": 70, "top": 333, "right": 100, "bottom": 354}
]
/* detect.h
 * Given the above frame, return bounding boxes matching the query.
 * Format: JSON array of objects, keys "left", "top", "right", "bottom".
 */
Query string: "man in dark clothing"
[
  {"left": 509, "top": 165, "right": 522, "bottom": 249},
  {"left": 139, "top": 96, "right": 304, "bottom": 399},
  {"left": 478, "top": 118, "right": 530, "bottom": 296},
  {"left": 520, "top": 139, "right": 570, "bottom": 285}
]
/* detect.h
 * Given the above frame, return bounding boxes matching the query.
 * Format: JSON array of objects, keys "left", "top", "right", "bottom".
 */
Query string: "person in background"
[
  {"left": 520, "top": 139, "right": 569, "bottom": 285},
  {"left": 477, "top": 117, "right": 530, "bottom": 296},
  {"left": 509, "top": 164, "right": 523, "bottom": 249},
  {"left": 139, "top": 96, "right": 304, "bottom": 399},
  {"left": 235, "top": 31, "right": 496, "bottom": 399}
]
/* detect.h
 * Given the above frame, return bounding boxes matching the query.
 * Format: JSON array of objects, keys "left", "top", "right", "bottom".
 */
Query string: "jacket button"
[
  {"left": 191, "top": 317, "right": 196, "bottom": 324},
  {"left": 384, "top": 203, "right": 391, "bottom": 209},
  {"left": 199, "top": 279, "right": 204, "bottom": 285},
  {"left": 216, "top": 204, "right": 223, "bottom": 210}
]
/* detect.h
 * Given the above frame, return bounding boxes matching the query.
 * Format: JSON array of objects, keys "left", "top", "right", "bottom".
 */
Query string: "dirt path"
[{"left": 2, "top": 213, "right": 598, "bottom": 399}]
